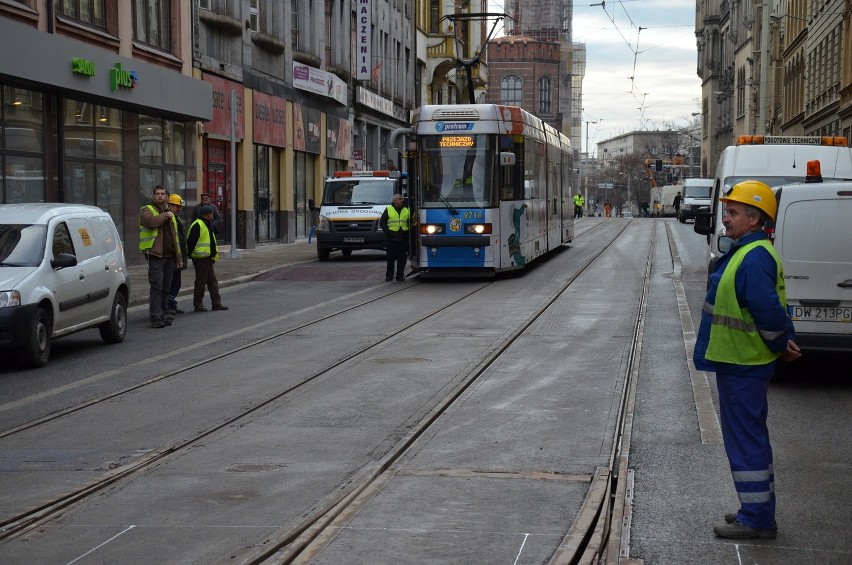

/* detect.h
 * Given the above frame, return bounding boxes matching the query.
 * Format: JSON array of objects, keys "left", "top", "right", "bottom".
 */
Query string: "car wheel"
[
  {"left": 99, "top": 292, "right": 128, "bottom": 344},
  {"left": 341, "top": 249, "right": 352, "bottom": 257},
  {"left": 317, "top": 246, "right": 330, "bottom": 261},
  {"left": 20, "top": 306, "right": 51, "bottom": 368}
]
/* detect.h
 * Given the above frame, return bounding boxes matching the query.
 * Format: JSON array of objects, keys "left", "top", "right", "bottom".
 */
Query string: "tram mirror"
[{"left": 499, "top": 152, "right": 516, "bottom": 166}]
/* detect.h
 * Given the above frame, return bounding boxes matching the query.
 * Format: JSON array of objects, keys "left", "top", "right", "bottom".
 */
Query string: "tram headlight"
[
  {"left": 464, "top": 223, "right": 492, "bottom": 234},
  {"left": 420, "top": 224, "right": 445, "bottom": 235}
]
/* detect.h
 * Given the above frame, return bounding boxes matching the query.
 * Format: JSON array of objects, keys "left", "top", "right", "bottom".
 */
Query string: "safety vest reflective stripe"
[
  {"left": 190, "top": 219, "right": 215, "bottom": 260},
  {"left": 737, "top": 490, "right": 772, "bottom": 503},
  {"left": 705, "top": 240, "right": 786, "bottom": 365},
  {"left": 386, "top": 206, "right": 410, "bottom": 232}
]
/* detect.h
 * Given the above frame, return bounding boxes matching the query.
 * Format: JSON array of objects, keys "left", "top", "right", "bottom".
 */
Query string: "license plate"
[
  {"left": 343, "top": 237, "right": 364, "bottom": 243},
  {"left": 791, "top": 306, "right": 852, "bottom": 323}
]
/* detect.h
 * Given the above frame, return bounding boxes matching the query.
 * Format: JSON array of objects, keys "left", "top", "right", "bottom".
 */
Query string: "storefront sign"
[
  {"left": 292, "top": 63, "right": 347, "bottom": 106},
  {"left": 355, "top": 0, "right": 371, "bottom": 80},
  {"left": 253, "top": 91, "right": 286, "bottom": 148},
  {"left": 71, "top": 58, "right": 95, "bottom": 77},
  {"left": 357, "top": 87, "right": 393, "bottom": 116},
  {"left": 109, "top": 63, "right": 138, "bottom": 90},
  {"left": 202, "top": 73, "right": 245, "bottom": 139}
]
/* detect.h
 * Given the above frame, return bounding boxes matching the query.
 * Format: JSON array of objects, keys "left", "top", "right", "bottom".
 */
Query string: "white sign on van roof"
[{"left": 762, "top": 136, "right": 824, "bottom": 145}]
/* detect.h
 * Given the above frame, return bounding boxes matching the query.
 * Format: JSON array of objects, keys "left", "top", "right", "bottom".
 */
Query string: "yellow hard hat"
[
  {"left": 720, "top": 180, "right": 776, "bottom": 220},
  {"left": 168, "top": 194, "right": 185, "bottom": 206}
]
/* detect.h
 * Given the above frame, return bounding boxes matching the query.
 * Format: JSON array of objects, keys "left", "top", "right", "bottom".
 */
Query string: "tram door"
[{"left": 405, "top": 150, "right": 420, "bottom": 271}]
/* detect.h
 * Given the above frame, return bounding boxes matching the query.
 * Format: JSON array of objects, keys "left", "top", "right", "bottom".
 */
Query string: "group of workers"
[{"left": 139, "top": 186, "right": 229, "bottom": 329}]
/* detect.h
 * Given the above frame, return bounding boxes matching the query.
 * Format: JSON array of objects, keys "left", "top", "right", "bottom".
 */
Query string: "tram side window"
[{"left": 499, "top": 136, "right": 524, "bottom": 200}]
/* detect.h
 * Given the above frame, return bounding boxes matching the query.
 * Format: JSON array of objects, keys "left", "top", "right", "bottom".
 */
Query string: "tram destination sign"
[{"left": 438, "top": 135, "right": 475, "bottom": 148}]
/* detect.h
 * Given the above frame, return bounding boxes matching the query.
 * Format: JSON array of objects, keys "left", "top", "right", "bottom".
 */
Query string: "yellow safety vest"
[
  {"left": 386, "top": 206, "right": 410, "bottom": 232},
  {"left": 139, "top": 204, "right": 178, "bottom": 252},
  {"left": 189, "top": 219, "right": 217, "bottom": 261},
  {"left": 705, "top": 240, "right": 786, "bottom": 365},
  {"left": 573, "top": 194, "right": 585, "bottom": 206}
]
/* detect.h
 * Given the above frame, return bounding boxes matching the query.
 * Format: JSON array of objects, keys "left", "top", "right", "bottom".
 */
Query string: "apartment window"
[
  {"left": 249, "top": 0, "right": 259, "bottom": 32},
  {"left": 133, "top": 0, "right": 171, "bottom": 50},
  {"left": 538, "top": 77, "right": 552, "bottom": 114},
  {"left": 501, "top": 75, "right": 523, "bottom": 107},
  {"left": 429, "top": 0, "right": 440, "bottom": 33},
  {"left": 55, "top": 0, "right": 106, "bottom": 28},
  {"left": 291, "top": 0, "right": 299, "bottom": 49}
]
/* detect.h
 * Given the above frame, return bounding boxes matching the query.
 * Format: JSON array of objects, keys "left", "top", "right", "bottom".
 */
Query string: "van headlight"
[
  {"left": 317, "top": 216, "right": 330, "bottom": 232},
  {"left": 0, "top": 290, "right": 21, "bottom": 308}
]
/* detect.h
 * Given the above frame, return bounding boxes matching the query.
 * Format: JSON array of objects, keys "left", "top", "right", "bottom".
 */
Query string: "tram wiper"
[{"left": 437, "top": 191, "right": 459, "bottom": 215}]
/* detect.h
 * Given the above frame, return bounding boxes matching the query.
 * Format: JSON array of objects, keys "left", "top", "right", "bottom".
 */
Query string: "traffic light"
[{"left": 655, "top": 159, "right": 663, "bottom": 171}]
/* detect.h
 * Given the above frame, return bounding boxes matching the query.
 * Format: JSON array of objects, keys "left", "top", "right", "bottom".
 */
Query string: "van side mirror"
[
  {"left": 50, "top": 252, "right": 77, "bottom": 269},
  {"left": 693, "top": 209, "right": 714, "bottom": 235}
]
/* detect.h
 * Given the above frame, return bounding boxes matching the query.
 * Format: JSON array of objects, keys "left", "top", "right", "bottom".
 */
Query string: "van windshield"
[
  {"left": 0, "top": 224, "right": 47, "bottom": 267},
  {"left": 322, "top": 179, "right": 395, "bottom": 206},
  {"left": 684, "top": 186, "right": 711, "bottom": 198}
]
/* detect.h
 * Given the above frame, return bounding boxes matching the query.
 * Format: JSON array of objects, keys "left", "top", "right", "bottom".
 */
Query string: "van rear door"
[{"left": 775, "top": 184, "right": 852, "bottom": 345}]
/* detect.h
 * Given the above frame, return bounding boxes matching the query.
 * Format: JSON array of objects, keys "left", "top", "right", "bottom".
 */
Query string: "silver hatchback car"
[{"left": 0, "top": 204, "right": 129, "bottom": 367}]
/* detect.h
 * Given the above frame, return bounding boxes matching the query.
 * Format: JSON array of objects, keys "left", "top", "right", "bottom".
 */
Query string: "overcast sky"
[{"left": 485, "top": 0, "right": 702, "bottom": 156}]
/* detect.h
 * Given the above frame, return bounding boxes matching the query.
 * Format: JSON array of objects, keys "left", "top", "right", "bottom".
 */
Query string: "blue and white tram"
[{"left": 411, "top": 104, "right": 574, "bottom": 275}]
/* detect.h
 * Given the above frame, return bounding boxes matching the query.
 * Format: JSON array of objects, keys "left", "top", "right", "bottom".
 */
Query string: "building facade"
[{"left": 0, "top": 1, "right": 209, "bottom": 258}]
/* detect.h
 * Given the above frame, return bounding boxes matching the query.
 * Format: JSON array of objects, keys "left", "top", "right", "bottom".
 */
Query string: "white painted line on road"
[
  {"left": 66, "top": 524, "right": 135, "bottom": 565},
  {"left": 513, "top": 533, "right": 530, "bottom": 565},
  {"left": 666, "top": 224, "right": 723, "bottom": 445}
]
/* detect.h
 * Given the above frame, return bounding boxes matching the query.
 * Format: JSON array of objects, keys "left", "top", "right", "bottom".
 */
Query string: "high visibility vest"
[
  {"left": 705, "top": 240, "right": 786, "bottom": 365},
  {"left": 139, "top": 204, "right": 178, "bottom": 252},
  {"left": 573, "top": 194, "right": 584, "bottom": 206},
  {"left": 386, "top": 206, "right": 410, "bottom": 232},
  {"left": 189, "top": 219, "right": 216, "bottom": 261}
]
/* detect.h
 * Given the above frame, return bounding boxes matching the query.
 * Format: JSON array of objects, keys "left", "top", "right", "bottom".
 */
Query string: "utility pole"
[{"left": 584, "top": 120, "right": 597, "bottom": 216}]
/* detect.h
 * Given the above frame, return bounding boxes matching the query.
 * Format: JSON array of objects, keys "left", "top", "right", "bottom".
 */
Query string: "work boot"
[
  {"left": 194, "top": 305, "right": 208, "bottom": 312},
  {"left": 713, "top": 521, "right": 777, "bottom": 540},
  {"left": 211, "top": 304, "right": 229, "bottom": 310},
  {"left": 150, "top": 320, "right": 167, "bottom": 329},
  {"left": 725, "top": 512, "right": 737, "bottom": 524}
]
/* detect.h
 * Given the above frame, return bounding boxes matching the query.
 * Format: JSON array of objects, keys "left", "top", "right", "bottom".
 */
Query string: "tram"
[{"left": 409, "top": 104, "right": 574, "bottom": 276}]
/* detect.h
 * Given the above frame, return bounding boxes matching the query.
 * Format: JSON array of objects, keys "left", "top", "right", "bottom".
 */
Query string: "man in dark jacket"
[
  {"left": 379, "top": 194, "right": 411, "bottom": 281},
  {"left": 139, "top": 185, "right": 183, "bottom": 328},
  {"left": 187, "top": 205, "right": 228, "bottom": 312}
]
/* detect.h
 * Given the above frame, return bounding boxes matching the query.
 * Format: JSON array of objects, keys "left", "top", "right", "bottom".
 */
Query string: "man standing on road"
[
  {"left": 693, "top": 180, "right": 800, "bottom": 540},
  {"left": 673, "top": 191, "right": 682, "bottom": 218},
  {"left": 187, "top": 205, "right": 228, "bottom": 312},
  {"left": 167, "top": 193, "right": 188, "bottom": 315},
  {"left": 573, "top": 193, "right": 585, "bottom": 219},
  {"left": 379, "top": 194, "right": 411, "bottom": 282},
  {"left": 139, "top": 185, "right": 183, "bottom": 329}
]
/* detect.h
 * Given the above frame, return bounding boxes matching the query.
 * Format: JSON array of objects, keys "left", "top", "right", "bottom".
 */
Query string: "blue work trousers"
[{"left": 716, "top": 365, "right": 776, "bottom": 530}]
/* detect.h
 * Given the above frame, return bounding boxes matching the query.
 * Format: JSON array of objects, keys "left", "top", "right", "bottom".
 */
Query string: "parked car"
[
  {"left": 771, "top": 175, "right": 852, "bottom": 352},
  {"left": 0, "top": 204, "right": 129, "bottom": 367}
]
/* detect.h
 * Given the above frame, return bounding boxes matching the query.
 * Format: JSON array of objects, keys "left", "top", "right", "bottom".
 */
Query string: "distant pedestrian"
[
  {"left": 167, "top": 193, "right": 187, "bottom": 315},
  {"left": 187, "top": 205, "right": 229, "bottom": 312},
  {"left": 604, "top": 200, "right": 613, "bottom": 218},
  {"left": 379, "top": 194, "right": 411, "bottom": 281},
  {"left": 193, "top": 193, "right": 221, "bottom": 233},
  {"left": 573, "top": 193, "right": 585, "bottom": 218},
  {"left": 139, "top": 184, "right": 183, "bottom": 329},
  {"left": 673, "top": 191, "right": 682, "bottom": 217},
  {"left": 693, "top": 180, "right": 800, "bottom": 540}
]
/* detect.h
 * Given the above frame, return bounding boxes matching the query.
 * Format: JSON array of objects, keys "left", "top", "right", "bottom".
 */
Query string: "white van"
[
  {"left": 694, "top": 135, "right": 852, "bottom": 271},
  {"left": 652, "top": 185, "right": 681, "bottom": 217},
  {"left": 772, "top": 178, "right": 852, "bottom": 352},
  {"left": 678, "top": 178, "right": 713, "bottom": 223},
  {"left": 309, "top": 171, "right": 404, "bottom": 261},
  {"left": 0, "top": 204, "right": 129, "bottom": 367}
]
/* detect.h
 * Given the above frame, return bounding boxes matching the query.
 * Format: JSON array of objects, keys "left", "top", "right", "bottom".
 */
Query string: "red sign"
[
  {"left": 203, "top": 73, "right": 245, "bottom": 139},
  {"left": 253, "top": 91, "right": 286, "bottom": 147}
]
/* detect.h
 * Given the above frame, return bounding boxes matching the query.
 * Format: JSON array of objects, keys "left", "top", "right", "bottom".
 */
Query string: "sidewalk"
[{"left": 128, "top": 240, "right": 318, "bottom": 308}]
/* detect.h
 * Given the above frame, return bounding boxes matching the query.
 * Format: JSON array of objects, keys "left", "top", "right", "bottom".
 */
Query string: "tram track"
[
  {"left": 0, "top": 219, "right": 637, "bottom": 557},
  {"left": 228, "top": 220, "right": 644, "bottom": 564}
]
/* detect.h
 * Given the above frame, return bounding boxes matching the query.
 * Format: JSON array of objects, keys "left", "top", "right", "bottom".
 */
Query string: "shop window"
[
  {"left": 133, "top": 0, "right": 172, "bottom": 51},
  {"left": 55, "top": 0, "right": 106, "bottom": 28},
  {"left": 1, "top": 85, "right": 45, "bottom": 203},
  {"left": 138, "top": 115, "right": 195, "bottom": 215}
]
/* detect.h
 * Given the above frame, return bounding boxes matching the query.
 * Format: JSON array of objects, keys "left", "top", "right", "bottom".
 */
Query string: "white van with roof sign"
[
  {"left": 770, "top": 163, "right": 852, "bottom": 352},
  {"left": 678, "top": 178, "right": 713, "bottom": 223},
  {"left": 309, "top": 171, "right": 405, "bottom": 261},
  {"left": 694, "top": 135, "right": 852, "bottom": 272}
]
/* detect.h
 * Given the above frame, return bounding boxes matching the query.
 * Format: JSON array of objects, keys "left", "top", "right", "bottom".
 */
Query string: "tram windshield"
[{"left": 417, "top": 134, "right": 497, "bottom": 208}]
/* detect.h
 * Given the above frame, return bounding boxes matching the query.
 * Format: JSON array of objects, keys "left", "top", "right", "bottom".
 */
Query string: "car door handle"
[
  {"left": 79, "top": 273, "right": 85, "bottom": 280},
  {"left": 838, "top": 280, "right": 852, "bottom": 288},
  {"left": 104, "top": 265, "right": 110, "bottom": 271}
]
